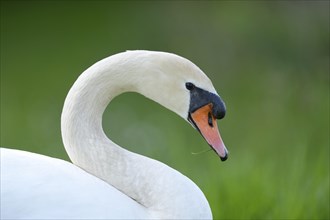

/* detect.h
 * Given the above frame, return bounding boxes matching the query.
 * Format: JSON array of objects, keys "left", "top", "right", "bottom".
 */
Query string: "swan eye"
[{"left": 185, "top": 82, "right": 195, "bottom": 90}]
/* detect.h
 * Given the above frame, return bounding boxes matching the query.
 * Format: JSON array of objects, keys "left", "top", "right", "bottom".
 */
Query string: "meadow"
[{"left": 1, "top": 1, "right": 329, "bottom": 219}]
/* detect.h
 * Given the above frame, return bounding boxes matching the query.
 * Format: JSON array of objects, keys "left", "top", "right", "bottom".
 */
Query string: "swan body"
[
  {"left": 1, "top": 50, "right": 228, "bottom": 219},
  {"left": 1, "top": 148, "right": 147, "bottom": 219}
]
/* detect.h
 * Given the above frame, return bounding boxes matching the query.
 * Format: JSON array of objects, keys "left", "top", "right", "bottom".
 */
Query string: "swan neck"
[{"left": 60, "top": 51, "right": 212, "bottom": 219}]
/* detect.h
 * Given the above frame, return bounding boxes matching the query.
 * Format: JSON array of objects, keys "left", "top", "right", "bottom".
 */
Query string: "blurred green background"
[{"left": 1, "top": 1, "right": 329, "bottom": 219}]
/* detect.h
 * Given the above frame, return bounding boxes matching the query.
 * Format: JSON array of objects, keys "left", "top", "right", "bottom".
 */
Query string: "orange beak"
[{"left": 189, "top": 103, "right": 228, "bottom": 161}]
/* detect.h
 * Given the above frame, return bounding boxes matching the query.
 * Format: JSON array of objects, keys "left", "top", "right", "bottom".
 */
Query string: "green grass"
[{"left": 1, "top": 1, "right": 329, "bottom": 219}]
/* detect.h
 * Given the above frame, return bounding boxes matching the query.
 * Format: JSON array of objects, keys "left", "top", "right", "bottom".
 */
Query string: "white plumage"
[{"left": 1, "top": 50, "right": 227, "bottom": 219}]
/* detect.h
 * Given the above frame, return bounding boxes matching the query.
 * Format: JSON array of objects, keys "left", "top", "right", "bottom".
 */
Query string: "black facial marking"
[{"left": 187, "top": 84, "right": 226, "bottom": 120}]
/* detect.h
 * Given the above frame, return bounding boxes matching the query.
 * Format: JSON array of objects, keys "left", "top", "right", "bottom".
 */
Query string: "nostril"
[{"left": 208, "top": 112, "right": 213, "bottom": 127}]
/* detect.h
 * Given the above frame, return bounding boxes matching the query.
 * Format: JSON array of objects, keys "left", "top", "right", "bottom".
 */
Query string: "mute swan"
[{"left": 0, "top": 50, "right": 228, "bottom": 219}]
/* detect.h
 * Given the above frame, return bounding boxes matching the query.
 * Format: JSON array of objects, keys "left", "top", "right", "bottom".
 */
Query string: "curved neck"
[{"left": 61, "top": 51, "right": 211, "bottom": 218}]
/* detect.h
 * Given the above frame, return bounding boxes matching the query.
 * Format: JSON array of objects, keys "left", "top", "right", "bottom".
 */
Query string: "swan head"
[
  {"left": 127, "top": 51, "right": 228, "bottom": 161},
  {"left": 185, "top": 82, "right": 228, "bottom": 161}
]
